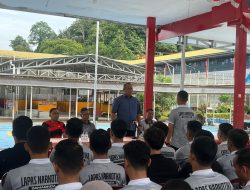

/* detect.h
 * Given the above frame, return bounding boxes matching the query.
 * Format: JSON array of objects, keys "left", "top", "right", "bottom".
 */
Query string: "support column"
[
  {"left": 30, "top": 87, "right": 33, "bottom": 119},
  {"left": 69, "top": 88, "right": 71, "bottom": 119},
  {"left": 144, "top": 17, "right": 156, "bottom": 117},
  {"left": 75, "top": 88, "right": 78, "bottom": 117},
  {"left": 25, "top": 86, "right": 28, "bottom": 116},
  {"left": 233, "top": 24, "right": 247, "bottom": 129}
]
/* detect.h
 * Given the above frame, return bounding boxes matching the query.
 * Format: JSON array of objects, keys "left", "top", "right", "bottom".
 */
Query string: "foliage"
[
  {"left": 28, "top": 21, "right": 57, "bottom": 50},
  {"left": 155, "top": 42, "right": 178, "bottom": 55},
  {"left": 135, "top": 92, "right": 175, "bottom": 121},
  {"left": 10, "top": 35, "right": 31, "bottom": 52},
  {"left": 216, "top": 103, "right": 231, "bottom": 113},
  {"left": 245, "top": 105, "right": 250, "bottom": 114},
  {"left": 155, "top": 93, "right": 175, "bottom": 120},
  {"left": 37, "top": 38, "right": 84, "bottom": 55},
  {"left": 135, "top": 92, "right": 144, "bottom": 110},
  {"left": 12, "top": 19, "right": 201, "bottom": 59},
  {"left": 207, "top": 113, "right": 230, "bottom": 119},
  {"left": 154, "top": 74, "right": 172, "bottom": 83},
  {"left": 218, "top": 94, "right": 232, "bottom": 104},
  {"left": 216, "top": 94, "right": 232, "bottom": 113}
]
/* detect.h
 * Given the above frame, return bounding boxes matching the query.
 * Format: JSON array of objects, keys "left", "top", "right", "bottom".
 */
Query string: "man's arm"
[
  {"left": 136, "top": 114, "right": 143, "bottom": 132},
  {"left": 166, "top": 123, "right": 174, "bottom": 144}
]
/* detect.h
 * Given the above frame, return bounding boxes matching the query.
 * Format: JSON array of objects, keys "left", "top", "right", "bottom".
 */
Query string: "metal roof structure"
[{"left": 0, "top": 54, "right": 146, "bottom": 76}]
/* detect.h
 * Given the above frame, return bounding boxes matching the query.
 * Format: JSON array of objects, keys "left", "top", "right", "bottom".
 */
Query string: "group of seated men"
[{"left": 0, "top": 115, "right": 250, "bottom": 190}]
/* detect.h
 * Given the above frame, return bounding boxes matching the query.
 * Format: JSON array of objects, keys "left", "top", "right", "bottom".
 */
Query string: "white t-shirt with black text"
[
  {"left": 216, "top": 141, "right": 230, "bottom": 159},
  {"left": 161, "top": 144, "right": 175, "bottom": 159},
  {"left": 121, "top": 178, "right": 161, "bottom": 190},
  {"left": 108, "top": 143, "right": 124, "bottom": 165},
  {"left": 217, "top": 151, "right": 238, "bottom": 181},
  {"left": 80, "top": 159, "right": 126, "bottom": 187},
  {"left": 168, "top": 105, "right": 195, "bottom": 148},
  {"left": 3, "top": 158, "right": 58, "bottom": 190},
  {"left": 55, "top": 182, "right": 82, "bottom": 190},
  {"left": 185, "top": 169, "right": 233, "bottom": 190}
]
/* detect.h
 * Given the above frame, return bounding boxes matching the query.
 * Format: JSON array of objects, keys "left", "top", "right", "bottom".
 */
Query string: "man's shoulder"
[
  {"left": 217, "top": 153, "right": 232, "bottom": 163},
  {"left": 121, "top": 182, "right": 161, "bottom": 190},
  {"left": 0, "top": 147, "right": 13, "bottom": 158}
]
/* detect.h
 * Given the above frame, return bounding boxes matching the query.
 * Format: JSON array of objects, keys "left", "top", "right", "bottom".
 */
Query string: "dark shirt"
[
  {"left": 0, "top": 142, "right": 30, "bottom": 179},
  {"left": 112, "top": 95, "right": 142, "bottom": 131},
  {"left": 147, "top": 154, "right": 178, "bottom": 184}
]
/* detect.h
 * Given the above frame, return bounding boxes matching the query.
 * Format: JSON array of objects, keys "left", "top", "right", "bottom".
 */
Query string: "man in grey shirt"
[
  {"left": 166, "top": 90, "right": 195, "bottom": 150},
  {"left": 217, "top": 129, "right": 249, "bottom": 188},
  {"left": 112, "top": 82, "right": 142, "bottom": 137},
  {"left": 233, "top": 148, "right": 250, "bottom": 190},
  {"left": 80, "top": 129, "right": 126, "bottom": 187},
  {"left": 185, "top": 136, "right": 233, "bottom": 190},
  {"left": 108, "top": 119, "right": 127, "bottom": 165},
  {"left": 175, "top": 120, "right": 202, "bottom": 167},
  {"left": 216, "top": 123, "right": 233, "bottom": 159},
  {"left": 121, "top": 140, "right": 161, "bottom": 190},
  {"left": 3, "top": 126, "right": 58, "bottom": 190},
  {"left": 50, "top": 118, "right": 93, "bottom": 166},
  {"left": 80, "top": 108, "right": 96, "bottom": 137}
]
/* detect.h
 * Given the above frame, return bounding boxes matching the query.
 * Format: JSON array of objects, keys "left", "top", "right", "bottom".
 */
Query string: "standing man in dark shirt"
[
  {"left": 0, "top": 116, "right": 32, "bottom": 179},
  {"left": 112, "top": 83, "right": 142, "bottom": 137}
]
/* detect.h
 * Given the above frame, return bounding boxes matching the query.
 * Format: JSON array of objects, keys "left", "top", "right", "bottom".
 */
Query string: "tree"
[
  {"left": 155, "top": 42, "right": 178, "bottom": 55},
  {"left": 29, "top": 21, "right": 57, "bottom": 50},
  {"left": 10, "top": 35, "right": 31, "bottom": 52},
  {"left": 38, "top": 38, "right": 84, "bottom": 55},
  {"left": 155, "top": 74, "right": 172, "bottom": 83},
  {"left": 218, "top": 94, "right": 232, "bottom": 104}
]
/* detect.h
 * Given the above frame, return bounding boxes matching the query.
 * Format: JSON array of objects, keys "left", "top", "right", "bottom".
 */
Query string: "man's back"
[
  {"left": 82, "top": 122, "right": 95, "bottom": 137},
  {"left": 169, "top": 106, "right": 195, "bottom": 148},
  {"left": 216, "top": 142, "right": 230, "bottom": 159},
  {"left": 185, "top": 169, "right": 233, "bottom": 190},
  {"left": 108, "top": 143, "right": 124, "bottom": 165},
  {"left": 175, "top": 143, "right": 191, "bottom": 166},
  {"left": 0, "top": 143, "right": 30, "bottom": 178},
  {"left": 3, "top": 159, "right": 58, "bottom": 190},
  {"left": 217, "top": 153, "right": 238, "bottom": 181},
  {"left": 121, "top": 178, "right": 161, "bottom": 190},
  {"left": 147, "top": 154, "right": 178, "bottom": 184},
  {"left": 161, "top": 144, "right": 175, "bottom": 159},
  {"left": 80, "top": 160, "right": 126, "bottom": 186}
]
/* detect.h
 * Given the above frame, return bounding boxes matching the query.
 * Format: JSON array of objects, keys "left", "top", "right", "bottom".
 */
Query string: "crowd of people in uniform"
[{"left": 0, "top": 84, "right": 250, "bottom": 190}]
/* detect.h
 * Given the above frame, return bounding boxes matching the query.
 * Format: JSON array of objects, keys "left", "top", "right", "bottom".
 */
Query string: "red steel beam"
[
  {"left": 233, "top": 24, "right": 247, "bottom": 129},
  {"left": 157, "top": 2, "right": 241, "bottom": 41},
  {"left": 144, "top": 17, "right": 156, "bottom": 118}
]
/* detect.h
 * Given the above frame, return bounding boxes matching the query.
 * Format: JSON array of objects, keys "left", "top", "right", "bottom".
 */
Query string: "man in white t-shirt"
[
  {"left": 3, "top": 126, "right": 58, "bottom": 190},
  {"left": 216, "top": 123, "right": 233, "bottom": 159},
  {"left": 166, "top": 90, "right": 195, "bottom": 150},
  {"left": 80, "top": 129, "right": 126, "bottom": 187},
  {"left": 175, "top": 120, "right": 202, "bottom": 167},
  {"left": 185, "top": 136, "right": 233, "bottom": 190},
  {"left": 121, "top": 140, "right": 161, "bottom": 190},
  {"left": 50, "top": 118, "right": 93, "bottom": 166},
  {"left": 108, "top": 119, "right": 127, "bottom": 165},
  {"left": 233, "top": 148, "right": 250, "bottom": 190},
  {"left": 53, "top": 139, "right": 83, "bottom": 190},
  {"left": 217, "top": 128, "right": 249, "bottom": 188}
]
